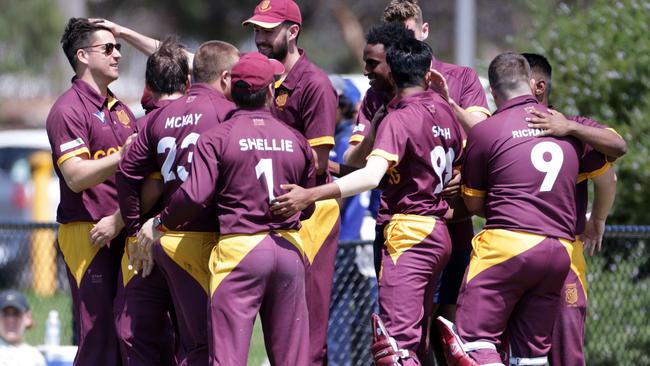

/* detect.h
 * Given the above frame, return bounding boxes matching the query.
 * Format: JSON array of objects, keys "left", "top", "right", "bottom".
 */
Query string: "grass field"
[{"left": 24, "top": 292, "right": 269, "bottom": 364}]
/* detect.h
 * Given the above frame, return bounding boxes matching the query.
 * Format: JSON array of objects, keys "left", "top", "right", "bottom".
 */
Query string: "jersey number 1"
[{"left": 255, "top": 158, "right": 275, "bottom": 203}]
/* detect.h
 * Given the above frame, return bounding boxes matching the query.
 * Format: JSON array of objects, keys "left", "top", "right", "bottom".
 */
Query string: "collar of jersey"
[
  {"left": 274, "top": 48, "right": 308, "bottom": 91},
  {"left": 72, "top": 77, "right": 119, "bottom": 110},
  {"left": 494, "top": 94, "right": 539, "bottom": 115}
]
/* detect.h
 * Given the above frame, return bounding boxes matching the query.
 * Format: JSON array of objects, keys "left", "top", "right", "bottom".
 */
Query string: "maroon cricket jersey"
[
  {"left": 161, "top": 108, "right": 316, "bottom": 235},
  {"left": 350, "top": 58, "right": 490, "bottom": 144},
  {"left": 369, "top": 90, "right": 463, "bottom": 218},
  {"left": 134, "top": 99, "right": 175, "bottom": 132},
  {"left": 46, "top": 78, "right": 135, "bottom": 223},
  {"left": 117, "top": 84, "right": 234, "bottom": 235},
  {"left": 570, "top": 115, "right": 611, "bottom": 235},
  {"left": 431, "top": 57, "right": 490, "bottom": 118},
  {"left": 271, "top": 49, "right": 336, "bottom": 185},
  {"left": 462, "top": 95, "right": 586, "bottom": 240}
]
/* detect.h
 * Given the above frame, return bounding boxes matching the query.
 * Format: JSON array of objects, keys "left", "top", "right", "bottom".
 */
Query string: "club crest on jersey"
[
  {"left": 93, "top": 111, "right": 106, "bottom": 124},
  {"left": 565, "top": 283, "right": 578, "bottom": 306},
  {"left": 275, "top": 90, "right": 288, "bottom": 108},
  {"left": 117, "top": 110, "right": 131, "bottom": 126},
  {"left": 259, "top": 0, "right": 271, "bottom": 12}
]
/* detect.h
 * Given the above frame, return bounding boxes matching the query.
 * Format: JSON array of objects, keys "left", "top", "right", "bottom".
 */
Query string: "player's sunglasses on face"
[{"left": 79, "top": 42, "right": 122, "bottom": 55}]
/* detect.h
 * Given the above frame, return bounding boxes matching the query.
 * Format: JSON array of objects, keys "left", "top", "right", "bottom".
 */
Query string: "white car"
[{"left": 0, "top": 129, "right": 59, "bottom": 222}]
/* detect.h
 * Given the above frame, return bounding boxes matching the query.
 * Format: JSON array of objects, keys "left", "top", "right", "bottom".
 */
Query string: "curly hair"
[{"left": 382, "top": 0, "right": 423, "bottom": 25}]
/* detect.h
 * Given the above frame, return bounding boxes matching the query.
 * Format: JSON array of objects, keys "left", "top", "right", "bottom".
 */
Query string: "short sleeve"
[
  {"left": 369, "top": 114, "right": 407, "bottom": 167},
  {"left": 47, "top": 106, "right": 91, "bottom": 167},
  {"left": 459, "top": 68, "right": 491, "bottom": 116},
  {"left": 461, "top": 126, "right": 490, "bottom": 197},
  {"left": 300, "top": 77, "right": 337, "bottom": 147},
  {"left": 577, "top": 149, "right": 611, "bottom": 184}
]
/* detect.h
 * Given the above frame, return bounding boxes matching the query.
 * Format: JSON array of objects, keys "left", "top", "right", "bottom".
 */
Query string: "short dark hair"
[
  {"left": 383, "top": 0, "right": 423, "bottom": 25},
  {"left": 231, "top": 80, "right": 269, "bottom": 109},
  {"left": 146, "top": 37, "right": 189, "bottom": 95},
  {"left": 282, "top": 20, "right": 301, "bottom": 45},
  {"left": 386, "top": 38, "right": 432, "bottom": 89},
  {"left": 521, "top": 52, "right": 552, "bottom": 79},
  {"left": 488, "top": 52, "right": 531, "bottom": 99},
  {"left": 192, "top": 41, "right": 239, "bottom": 84},
  {"left": 522, "top": 52, "right": 552, "bottom": 96},
  {"left": 60, "top": 17, "right": 111, "bottom": 71},
  {"left": 366, "top": 21, "right": 415, "bottom": 49}
]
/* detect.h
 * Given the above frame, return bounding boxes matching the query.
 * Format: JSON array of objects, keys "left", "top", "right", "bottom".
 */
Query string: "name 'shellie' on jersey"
[
  {"left": 239, "top": 137, "right": 295, "bottom": 152},
  {"left": 165, "top": 113, "right": 203, "bottom": 129}
]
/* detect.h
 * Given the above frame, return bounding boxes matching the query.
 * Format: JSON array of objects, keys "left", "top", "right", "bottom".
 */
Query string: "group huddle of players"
[{"left": 45, "top": 0, "right": 627, "bottom": 365}]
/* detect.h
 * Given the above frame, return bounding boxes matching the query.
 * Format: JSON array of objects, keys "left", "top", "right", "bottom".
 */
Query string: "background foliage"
[{"left": 518, "top": 0, "right": 650, "bottom": 224}]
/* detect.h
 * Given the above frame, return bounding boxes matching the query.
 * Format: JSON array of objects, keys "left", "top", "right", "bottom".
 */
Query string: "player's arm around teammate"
[{"left": 274, "top": 38, "right": 464, "bottom": 366}]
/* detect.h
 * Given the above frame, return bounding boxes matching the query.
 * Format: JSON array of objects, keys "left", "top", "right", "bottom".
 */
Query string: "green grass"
[
  {"left": 24, "top": 291, "right": 269, "bottom": 364},
  {"left": 23, "top": 290, "right": 73, "bottom": 346},
  {"left": 249, "top": 317, "right": 268, "bottom": 364}
]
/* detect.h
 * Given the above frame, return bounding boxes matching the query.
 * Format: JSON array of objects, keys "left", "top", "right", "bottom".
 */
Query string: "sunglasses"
[{"left": 79, "top": 42, "right": 122, "bottom": 55}]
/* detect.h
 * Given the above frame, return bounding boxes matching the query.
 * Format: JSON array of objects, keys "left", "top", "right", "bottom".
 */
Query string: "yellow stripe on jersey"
[
  {"left": 606, "top": 127, "right": 621, "bottom": 137},
  {"left": 465, "top": 106, "right": 492, "bottom": 117},
  {"left": 384, "top": 214, "right": 437, "bottom": 265},
  {"left": 57, "top": 147, "right": 90, "bottom": 167},
  {"left": 568, "top": 237, "right": 589, "bottom": 298},
  {"left": 349, "top": 134, "right": 365, "bottom": 144},
  {"left": 308, "top": 136, "right": 335, "bottom": 147},
  {"left": 120, "top": 236, "right": 138, "bottom": 287},
  {"left": 461, "top": 185, "right": 486, "bottom": 198},
  {"left": 276, "top": 230, "right": 305, "bottom": 258},
  {"left": 466, "top": 229, "right": 573, "bottom": 283},
  {"left": 58, "top": 222, "right": 102, "bottom": 288},
  {"left": 466, "top": 229, "right": 546, "bottom": 283},
  {"left": 160, "top": 230, "right": 218, "bottom": 295},
  {"left": 147, "top": 171, "right": 163, "bottom": 180},
  {"left": 577, "top": 162, "right": 612, "bottom": 184},
  {"left": 107, "top": 96, "right": 119, "bottom": 110},
  {"left": 300, "top": 199, "right": 340, "bottom": 264},
  {"left": 209, "top": 232, "right": 266, "bottom": 296},
  {"left": 273, "top": 78, "right": 284, "bottom": 89},
  {"left": 369, "top": 149, "right": 399, "bottom": 167}
]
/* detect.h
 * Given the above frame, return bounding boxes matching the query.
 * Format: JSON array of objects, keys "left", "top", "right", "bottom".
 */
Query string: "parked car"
[{"left": 0, "top": 129, "right": 59, "bottom": 288}]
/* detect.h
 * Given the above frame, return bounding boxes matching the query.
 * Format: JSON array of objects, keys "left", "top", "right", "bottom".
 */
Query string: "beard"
[{"left": 258, "top": 37, "right": 289, "bottom": 62}]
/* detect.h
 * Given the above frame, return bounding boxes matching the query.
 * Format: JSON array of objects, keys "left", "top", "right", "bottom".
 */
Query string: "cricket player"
[
  {"left": 272, "top": 38, "right": 464, "bottom": 366},
  {"left": 112, "top": 37, "right": 190, "bottom": 366},
  {"left": 117, "top": 40, "right": 239, "bottom": 366},
  {"left": 46, "top": 17, "right": 136, "bottom": 366},
  {"left": 439, "top": 52, "right": 588, "bottom": 365},
  {"left": 522, "top": 52, "right": 625, "bottom": 366},
  {"left": 243, "top": 1, "right": 339, "bottom": 364},
  {"left": 139, "top": 51, "right": 315, "bottom": 365}
]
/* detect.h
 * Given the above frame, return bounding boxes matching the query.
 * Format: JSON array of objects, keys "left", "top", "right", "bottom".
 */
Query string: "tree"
[
  {"left": 518, "top": 0, "right": 650, "bottom": 225},
  {"left": 516, "top": 2, "right": 650, "bottom": 364},
  {"left": 0, "top": 0, "right": 62, "bottom": 74}
]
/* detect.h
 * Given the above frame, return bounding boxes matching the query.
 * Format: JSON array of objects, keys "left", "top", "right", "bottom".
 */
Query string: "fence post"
[{"left": 30, "top": 151, "right": 56, "bottom": 296}]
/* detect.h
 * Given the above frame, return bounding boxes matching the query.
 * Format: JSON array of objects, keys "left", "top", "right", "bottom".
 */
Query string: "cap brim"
[
  {"left": 268, "top": 59, "right": 285, "bottom": 75},
  {"left": 1, "top": 301, "right": 27, "bottom": 312},
  {"left": 242, "top": 16, "right": 283, "bottom": 29}
]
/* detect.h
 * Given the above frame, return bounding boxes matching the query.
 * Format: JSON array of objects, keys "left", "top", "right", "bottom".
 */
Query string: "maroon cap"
[
  {"left": 231, "top": 52, "right": 285, "bottom": 94},
  {"left": 242, "top": 0, "right": 302, "bottom": 29}
]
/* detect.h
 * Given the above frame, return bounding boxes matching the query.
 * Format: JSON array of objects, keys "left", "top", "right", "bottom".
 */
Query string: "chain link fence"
[{"left": 1, "top": 223, "right": 649, "bottom": 364}]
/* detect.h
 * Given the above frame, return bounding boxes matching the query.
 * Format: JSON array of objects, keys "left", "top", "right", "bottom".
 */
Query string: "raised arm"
[{"left": 91, "top": 18, "right": 194, "bottom": 66}]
